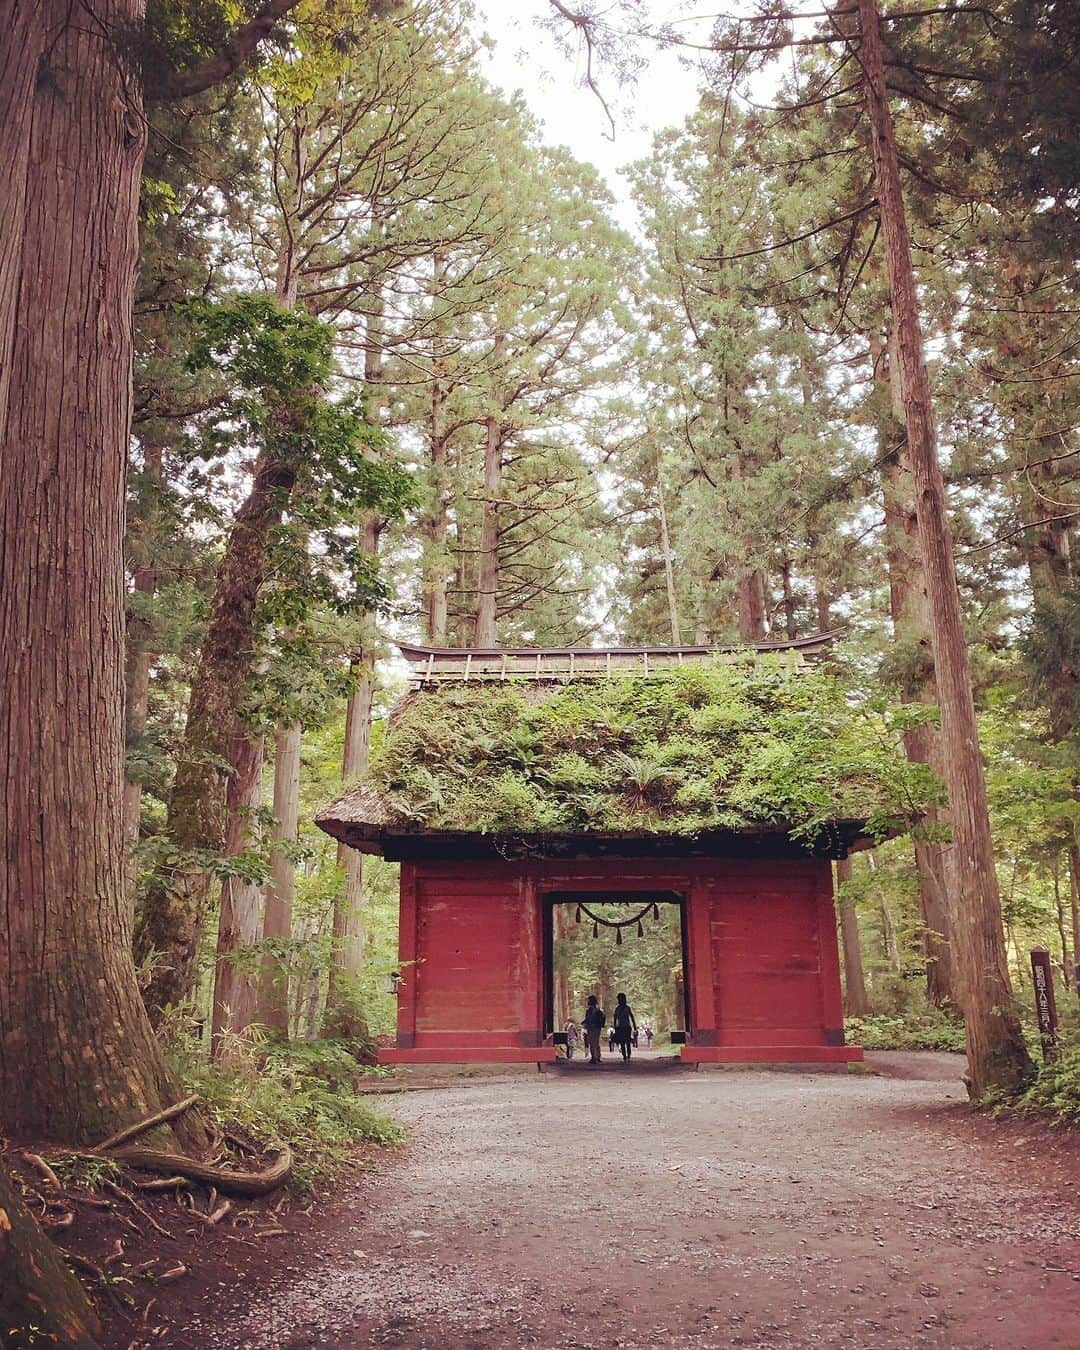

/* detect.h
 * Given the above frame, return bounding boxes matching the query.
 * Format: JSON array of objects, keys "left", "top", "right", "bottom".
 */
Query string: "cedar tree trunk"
[
  {"left": 325, "top": 658, "right": 375, "bottom": 1043},
  {"left": 210, "top": 732, "right": 264, "bottom": 1059},
  {"left": 124, "top": 438, "right": 164, "bottom": 890},
  {"left": 424, "top": 250, "right": 451, "bottom": 644},
  {"left": 836, "top": 859, "right": 869, "bottom": 1015},
  {"left": 872, "top": 330, "right": 956, "bottom": 1006},
  {"left": 736, "top": 570, "right": 768, "bottom": 642},
  {"left": 856, "top": 0, "right": 1032, "bottom": 1095},
  {"left": 0, "top": 0, "right": 203, "bottom": 1144},
  {"left": 657, "top": 467, "right": 681, "bottom": 643},
  {"left": 258, "top": 723, "right": 301, "bottom": 1037},
  {"left": 475, "top": 334, "right": 507, "bottom": 648}
]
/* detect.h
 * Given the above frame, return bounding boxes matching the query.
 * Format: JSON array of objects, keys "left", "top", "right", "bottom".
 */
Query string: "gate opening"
[{"left": 543, "top": 891, "right": 690, "bottom": 1065}]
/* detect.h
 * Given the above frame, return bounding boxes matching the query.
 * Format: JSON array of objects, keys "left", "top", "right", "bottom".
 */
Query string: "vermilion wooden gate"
[{"left": 381, "top": 853, "right": 862, "bottom": 1067}]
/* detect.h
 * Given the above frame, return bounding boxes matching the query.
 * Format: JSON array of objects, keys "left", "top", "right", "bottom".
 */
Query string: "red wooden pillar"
[
  {"left": 395, "top": 862, "right": 419, "bottom": 1049},
  {"left": 684, "top": 879, "right": 717, "bottom": 1049},
  {"left": 815, "top": 858, "right": 850, "bottom": 1049}
]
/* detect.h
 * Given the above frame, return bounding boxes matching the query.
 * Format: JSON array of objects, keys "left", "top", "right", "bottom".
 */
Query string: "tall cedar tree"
[{"left": 853, "top": 0, "right": 1031, "bottom": 1094}]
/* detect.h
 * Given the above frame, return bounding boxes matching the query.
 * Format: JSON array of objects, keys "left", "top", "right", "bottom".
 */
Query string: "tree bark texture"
[
  {"left": 0, "top": 1162, "right": 102, "bottom": 1349},
  {"left": 326, "top": 665, "right": 374, "bottom": 1042},
  {"left": 258, "top": 723, "right": 301, "bottom": 1037},
  {"left": 210, "top": 733, "right": 264, "bottom": 1059},
  {"left": 124, "top": 438, "right": 164, "bottom": 891},
  {"left": 857, "top": 0, "right": 1032, "bottom": 1095},
  {"left": 134, "top": 450, "right": 298, "bottom": 1020},
  {"left": 872, "top": 331, "right": 956, "bottom": 1007},
  {"left": 736, "top": 569, "right": 768, "bottom": 642},
  {"left": 423, "top": 251, "right": 450, "bottom": 644},
  {"left": 325, "top": 297, "right": 383, "bottom": 1044},
  {"left": 657, "top": 468, "right": 681, "bottom": 644},
  {"left": 474, "top": 334, "right": 507, "bottom": 648},
  {"left": 0, "top": 0, "right": 202, "bottom": 1144},
  {"left": 835, "top": 859, "right": 869, "bottom": 1015},
  {"left": 1071, "top": 843, "right": 1080, "bottom": 997}
]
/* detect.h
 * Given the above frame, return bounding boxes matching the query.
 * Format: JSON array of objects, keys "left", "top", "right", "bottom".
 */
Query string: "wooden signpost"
[{"left": 1030, "top": 948, "right": 1059, "bottom": 1061}]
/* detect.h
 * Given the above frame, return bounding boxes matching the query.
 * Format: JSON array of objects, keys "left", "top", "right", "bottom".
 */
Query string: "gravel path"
[{"left": 192, "top": 1055, "right": 1080, "bottom": 1349}]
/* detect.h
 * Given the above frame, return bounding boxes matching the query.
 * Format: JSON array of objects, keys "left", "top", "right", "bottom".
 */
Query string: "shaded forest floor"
[{"left": 64, "top": 1053, "right": 1080, "bottom": 1347}]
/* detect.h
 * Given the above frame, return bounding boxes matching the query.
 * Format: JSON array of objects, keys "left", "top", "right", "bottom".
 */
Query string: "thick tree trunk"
[
  {"left": 134, "top": 450, "right": 298, "bottom": 1020},
  {"left": 835, "top": 859, "right": 869, "bottom": 1015},
  {"left": 0, "top": 1162, "right": 102, "bottom": 1349},
  {"left": 0, "top": 0, "right": 203, "bottom": 1145},
  {"left": 736, "top": 569, "right": 768, "bottom": 642},
  {"left": 475, "top": 334, "right": 506, "bottom": 648},
  {"left": 258, "top": 723, "right": 301, "bottom": 1037},
  {"left": 857, "top": 0, "right": 1032, "bottom": 1095},
  {"left": 872, "top": 331, "right": 956, "bottom": 1007},
  {"left": 210, "top": 732, "right": 264, "bottom": 1059}
]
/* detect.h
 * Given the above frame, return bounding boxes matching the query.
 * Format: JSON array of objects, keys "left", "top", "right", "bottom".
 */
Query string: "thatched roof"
[{"left": 316, "top": 643, "right": 931, "bottom": 861}]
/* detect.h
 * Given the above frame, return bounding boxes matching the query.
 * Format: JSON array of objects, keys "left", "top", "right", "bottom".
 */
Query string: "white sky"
[{"left": 472, "top": 2, "right": 706, "bottom": 226}]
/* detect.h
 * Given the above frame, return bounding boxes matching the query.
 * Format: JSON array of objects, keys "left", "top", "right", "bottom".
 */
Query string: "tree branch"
[{"left": 149, "top": 0, "right": 303, "bottom": 101}]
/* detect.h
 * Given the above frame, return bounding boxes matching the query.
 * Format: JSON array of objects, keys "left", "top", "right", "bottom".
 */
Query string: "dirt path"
[{"left": 183, "top": 1055, "right": 1079, "bottom": 1349}]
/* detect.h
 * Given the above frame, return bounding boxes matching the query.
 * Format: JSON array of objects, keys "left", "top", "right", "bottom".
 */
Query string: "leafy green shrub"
[
  {"left": 998, "top": 1035, "right": 1080, "bottom": 1124},
  {"left": 175, "top": 1033, "right": 404, "bottom": 1187},
  {"left": 847, "top": 1010, "right": 967, "bottom": 1053}
]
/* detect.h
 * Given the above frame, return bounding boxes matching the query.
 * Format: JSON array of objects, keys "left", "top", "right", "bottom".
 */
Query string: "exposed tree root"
[
  {"left": 105, "top": 1143, "right": 293, "bottom": 1197},
  {"left": 93, "top": 1093, "right": 201, "bottom": 1152},
  {"left": 75, "top": 1094, "right": 294, "bottom": 1196}
]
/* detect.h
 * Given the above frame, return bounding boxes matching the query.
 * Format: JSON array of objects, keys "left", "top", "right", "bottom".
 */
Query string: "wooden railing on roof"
[{"left": 398, "top": 631, "right": 843, "bottom": 684}]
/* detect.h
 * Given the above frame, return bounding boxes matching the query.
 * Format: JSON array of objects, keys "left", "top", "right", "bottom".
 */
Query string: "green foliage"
[
  {"left": 176, "top": 1033, "right": 404, "bottom": 1188},
  {"left": 370, "top": 659, "right": 939, "bottom": 841},
  {"left": 1006, "top": 1036, "right": 1080, "bottom": 1125},
  {"left": 846, "top": 1012, "right": 967, "bottom": 1054}
]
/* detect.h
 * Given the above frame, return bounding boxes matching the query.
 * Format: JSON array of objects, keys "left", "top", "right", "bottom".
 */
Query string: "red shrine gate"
[
  {"left": 316, "top": 638, "right": 868, "bottom": 1070},
  {"left": 383, "top": 853, "right": 861, "bottom": 1067}
]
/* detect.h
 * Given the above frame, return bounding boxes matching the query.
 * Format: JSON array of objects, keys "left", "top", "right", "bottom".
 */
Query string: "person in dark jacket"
[
  {"left": 582, "top": 995, "right": 605, "bottom": 1064},
  {"left": 612, "top": 992, "right": 638, "bottom": 1062}
]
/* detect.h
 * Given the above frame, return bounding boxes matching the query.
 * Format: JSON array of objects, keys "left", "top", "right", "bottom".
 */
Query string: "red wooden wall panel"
[
  {"left": 414, "top": 875, "right": 520, "bottom": 1041},
  {"left": 702, "top": 864, "right": 824, "bottom": 1046}
]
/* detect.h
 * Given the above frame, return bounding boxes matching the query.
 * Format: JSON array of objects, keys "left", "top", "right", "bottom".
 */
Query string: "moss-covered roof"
[{"left": 317, "top": 656, "right": 939, "bottom": 856}]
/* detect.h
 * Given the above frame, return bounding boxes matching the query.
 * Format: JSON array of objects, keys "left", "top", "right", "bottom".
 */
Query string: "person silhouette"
[
  {"left": 612, "top": 992, "right": 637, "bottom": 1062},
  {"left": 582, "top": 994, "right": 605, "bottom": 1064}
]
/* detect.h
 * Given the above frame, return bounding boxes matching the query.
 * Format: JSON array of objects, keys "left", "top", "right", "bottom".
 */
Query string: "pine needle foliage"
[{"left": 369, "top": 657, "right": 941, "bottom": 843}]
